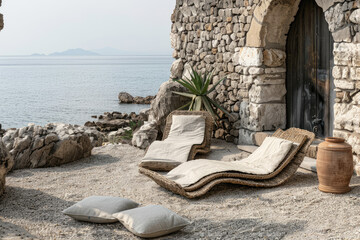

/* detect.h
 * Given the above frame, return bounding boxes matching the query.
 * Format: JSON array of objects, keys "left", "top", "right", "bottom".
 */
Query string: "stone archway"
[
  {"left": 236, "top": 0, "right": 353, "bottom": 135},
  {"left": 246, "top": 0, "right": 302, "bottom": 50}
]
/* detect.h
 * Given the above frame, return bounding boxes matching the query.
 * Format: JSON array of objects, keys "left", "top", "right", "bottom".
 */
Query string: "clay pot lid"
[
  {"left": 325, "top": 137, "right": 345, "bottom": 143},
  {"left": 318, "top": 137, "right": 352, "bottom": 150}
]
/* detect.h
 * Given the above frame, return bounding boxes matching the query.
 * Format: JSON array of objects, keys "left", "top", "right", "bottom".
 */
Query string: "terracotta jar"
[{"left": 316, "top": 137, "right": 353, "bottom": 194}]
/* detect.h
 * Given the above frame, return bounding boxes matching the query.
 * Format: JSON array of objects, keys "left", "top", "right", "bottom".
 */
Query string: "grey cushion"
[
  {"left": 62, "top": 196, "right": 139, "bottom": 223},
  {"left": 113, "top": 205, "right": 190, "bottom": 238}
]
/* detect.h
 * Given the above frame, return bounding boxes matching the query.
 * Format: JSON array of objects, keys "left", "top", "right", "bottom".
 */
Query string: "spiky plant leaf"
[
  {"left": 172, "top": 69, "right": 231, "bottom": 120},
  {"left": 206, "top": 76, "right": 227, "bottom": 94},
  {"left": 172, "top": 91, "right": 195, "bottom": 98},
  {"left": 194, "top": 96, "right": 202, "bottom": 111}
]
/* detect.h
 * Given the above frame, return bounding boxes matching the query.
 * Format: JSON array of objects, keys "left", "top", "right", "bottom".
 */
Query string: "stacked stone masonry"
[{"left": 169, "top": 0, "right": 360, "bottom": 173}]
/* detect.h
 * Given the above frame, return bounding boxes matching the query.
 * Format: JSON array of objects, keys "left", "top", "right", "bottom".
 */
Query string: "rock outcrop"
[
  {"left": 133, "top": 96, "right": 155, "bottom": 104},
  {"left": 148, "top": 81, "right": 189, "bottom": 135},
  {"left": 85, "top": 111, "right": 148, "bottom": 132},
  {"left": 118, "top": 92, "right": 134, "bottom": 103},
  {"left": 0, "top": 138, "right": 13, "bottom": 196},
  {"left": 118, "top": 92, "right": 155, "bottom": 104},
  {"left": 1, "top": 123, "right": 100, "bottom": 170},
  {"left": 132, "top": 121, "right": 158, "bottom": 149}
]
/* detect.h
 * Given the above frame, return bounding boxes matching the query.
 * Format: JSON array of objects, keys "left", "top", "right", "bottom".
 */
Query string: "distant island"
[
  {"left": 49, "top": 48, "right": 99, "bottom": 56},
  {"left": 31, "top": 47, "right": 141, "bottom": 56}
]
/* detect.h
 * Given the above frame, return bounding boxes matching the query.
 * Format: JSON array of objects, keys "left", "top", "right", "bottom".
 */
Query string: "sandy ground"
[{"left": 1, "top": 140, "right": 360, "bottom": 240}]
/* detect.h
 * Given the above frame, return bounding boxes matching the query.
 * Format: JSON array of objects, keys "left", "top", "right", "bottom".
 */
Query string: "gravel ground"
[{"left": 1, "top": 142, "right": 360, "bottom": 240}]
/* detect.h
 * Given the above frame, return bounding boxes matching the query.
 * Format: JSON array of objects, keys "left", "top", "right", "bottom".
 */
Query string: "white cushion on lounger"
[
  {"left": 166, "top": 137, "right": 294, "bottom": 187},
  {"left": 62, "top": 196, "right": 139, "bottom": 223},
  {"left": 140, "top": 115, "right": 205, "bottom": 169},
  {"left": 113, "top": 205, "right": 190, "bottom": 238}
]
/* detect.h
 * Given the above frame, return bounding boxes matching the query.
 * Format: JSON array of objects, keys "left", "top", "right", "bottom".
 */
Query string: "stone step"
[
  {"left": 307, "top": 138, "right": 324, "bottom": 158},
  {"left": 300, "top": 157, "right": 317, "bottom": 173}
]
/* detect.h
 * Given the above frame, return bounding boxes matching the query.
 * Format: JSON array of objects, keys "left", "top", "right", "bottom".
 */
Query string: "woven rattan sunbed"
[
  {"left": 139, "top": 128, "right": 315, "bottom": 198},
  {"left": 162, "top": 110, "right": 213, "bottom": 158},
  {"left": 139, "top": 110, "right": 214, "bottom": 171}
]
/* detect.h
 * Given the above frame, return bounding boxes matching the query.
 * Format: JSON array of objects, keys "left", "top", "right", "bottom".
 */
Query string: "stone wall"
[{"left": 169, "top": 0, "right": 360, "bottom": 172}]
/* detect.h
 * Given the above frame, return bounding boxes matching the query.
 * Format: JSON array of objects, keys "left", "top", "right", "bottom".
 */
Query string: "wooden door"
[{"left": 286, "top": 0, "right": 334, "bottom": 138}]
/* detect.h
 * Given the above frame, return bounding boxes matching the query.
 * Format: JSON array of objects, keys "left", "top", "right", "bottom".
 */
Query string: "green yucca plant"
[{"left": 172, "top": 68, "right": 231, "bottom": 120}]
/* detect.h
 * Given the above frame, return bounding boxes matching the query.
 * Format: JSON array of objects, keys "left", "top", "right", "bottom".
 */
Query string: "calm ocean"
[{"left": 0, "top": 56, "right": 173, "bottom": 129}]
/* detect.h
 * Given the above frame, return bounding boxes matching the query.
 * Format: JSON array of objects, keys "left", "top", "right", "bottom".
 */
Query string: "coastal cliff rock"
[
  {"left": 118, "top": 92, "right": 155, "bottom": 104},
  {"left": 1, "top": 123, "right": 101, "bottom": 170},
  {"left": 131, "top": 120, "right": 158, "bottom": 149},
  {"left": 148, "top": 81, "right": 189, "bottom": 135},
  {"left": 0, "top": 138, "right": 13, "bottom": 196}
]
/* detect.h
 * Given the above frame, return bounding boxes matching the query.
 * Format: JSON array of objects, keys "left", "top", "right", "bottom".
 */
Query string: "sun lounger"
[
  {"left": 139, "top": 110, "right": 214, "bottom": 171},
  {"left": 139, "top": 128, "right": 315, "bottom": 198}
]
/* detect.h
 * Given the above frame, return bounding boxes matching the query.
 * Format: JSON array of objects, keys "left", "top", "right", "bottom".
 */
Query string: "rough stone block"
[
  {"left": 249, "top": 84, "right": 286, "bottom": 103},
  {"left": 332, "top": 26, "right": 352, "bottom": 43},
  {"left": 236, "top": 47, "right": 263, "bottom": 67},
  {"left": 354, "top": 92, "right": 360, "bottom": 105},
  {"left": 332, "top": 66, "right": 342, "bottom": 79},
  {"left": 238, "top": 129, "right": 255, "bottom": 145},
  {"left": 246, "top": 103, "right": 286, "bottom": 131},
  {"left": 0, "top": 139, "right": 13, "bottom": 196},
  {"left": 314, "top": 0, "right": 336, "bottom": 12},
  {"left": 245, "top": 14, "right": 264, "bottom": 47},
  {"left": 334, "top": 103, "right": 360, "bottom": 131},
  {"left": 348, "top": 133, "right": 360, "bottom": 155},
  {"left": 350, "top": 68, "right": 360, "bottom": 80},
  {"left": 334, "top": 43, "right": 360, "bottom": 66},
  {"left": 248, "top": 67, "right": 264, "bottom": 75},
  {"left": 350, "top": 9, "right": 360, "bottom": 24},
  {"left": 354, "top": 161, "right": 360, "bottom": 176},
  {"left": 253, "top": 132, "right": 271, "bottom": 146},
  {"left": 334, "top": 80, "right": 355, "bottom": 90},
  {"left": 264, "top": 68, "right": 286, "bottom": 74},
  {"left": 254, "top": 78, "right": 285, "bottom": 86},
  {"left": 263, "top": 49, "right": 286, "bottom": 67},
  {"left": 324, "top": 3, "right": 345, "bottom": 32},
  {"left": 132, "top": 121, "right": 158, "bottom": 149}
]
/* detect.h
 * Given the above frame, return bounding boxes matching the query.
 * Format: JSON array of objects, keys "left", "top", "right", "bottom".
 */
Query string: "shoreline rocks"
[
  {"left": 85, "top": 110, "right": 149, "bottom": 144},
  {"left": 1, "top": 123, "right": 102, "bottom": 171},
  {"left": 85, "top": 111, "right": 148, "bottom": 132},
  {"left": 0, "top": 138, "right": 13, "bottom": 196},
  {"left": 132, "top": 120, "right": 158, "bottom": 149},
  {"left": 118, "top": 92, "right": 155, "bottom": 104}
]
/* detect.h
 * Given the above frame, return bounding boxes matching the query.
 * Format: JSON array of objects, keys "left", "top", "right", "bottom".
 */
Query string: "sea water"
[{"left": 0, "top": 55, "right": 173, "bottom": 129}]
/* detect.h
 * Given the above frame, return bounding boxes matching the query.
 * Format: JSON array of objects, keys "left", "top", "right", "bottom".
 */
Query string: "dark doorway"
[{"left": 286, "top": 0, "right": 334, "bottom": 138}]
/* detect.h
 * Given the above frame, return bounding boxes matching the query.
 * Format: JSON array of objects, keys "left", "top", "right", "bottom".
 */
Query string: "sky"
[{"left": 0, "top": 0, "right": 176, "bottom": 55}]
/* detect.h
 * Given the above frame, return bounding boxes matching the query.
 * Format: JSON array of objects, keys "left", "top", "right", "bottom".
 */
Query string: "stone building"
[
  {"left": 1, "top": 0, "right": 360, "bottom": 170},
  {"left": 168, "top": 0, "right": 360, "bottom": 171}
]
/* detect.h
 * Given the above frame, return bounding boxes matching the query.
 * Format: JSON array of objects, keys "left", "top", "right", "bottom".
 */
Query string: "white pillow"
[
  {"left": 167, "top": 115, "right": 205, "bottom": 139},
  {"left": 62, "top": 196, "right": 139, "bottom": 223},
  {"left": 113, "top": 205, "right": 190, "bottom": 238}
]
